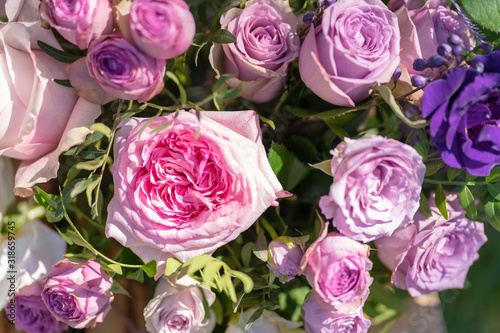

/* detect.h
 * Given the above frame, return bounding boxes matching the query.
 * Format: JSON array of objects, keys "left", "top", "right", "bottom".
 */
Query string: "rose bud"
[{"left": 267, "top": 236, "right": 307, "bottom": 282}]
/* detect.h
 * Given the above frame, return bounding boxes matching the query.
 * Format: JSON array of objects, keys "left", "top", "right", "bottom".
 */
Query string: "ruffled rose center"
[
  {"left": 323, "top": 258, "right": 360, "bottom": 298},
  {"left": 133, "top": 1, "right": 178, "bottom": 39},
  {"left": 44, "top": 290, "right": 82, "bottom": 320},
  {"left": 48, "top": 0, "right": 87, "bottom": 22}
]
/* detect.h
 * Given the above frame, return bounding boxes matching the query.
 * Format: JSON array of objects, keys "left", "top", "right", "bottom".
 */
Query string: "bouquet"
[{"left": 1, "top": 0, "right": 499, "bottom": 332}]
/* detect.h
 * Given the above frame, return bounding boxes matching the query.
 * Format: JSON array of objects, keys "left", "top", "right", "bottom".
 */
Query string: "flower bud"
[
  {"left": 471, "top": 57, "right": 485, "bottom": 74},
  {"left": 411, "top": 74, "right": 428, "bottom": 88},
  {"left": 452, "top": 45, "right": 465, "bottom": 57},
  {"left": 428, "top": 55, "right": 446, "bottom": 68},
  {"left": 447, "top": 33, "right": 463, "bottom": 46},
  {"left": 303, "top": 12, "right": 315, "bottom": 24},
  {"left": 267, "top": 236, "right": 307, "bottom": 282},
  {"left": 413, "top": 58, "right": 428, "bottom": 71},
  {"left": 437, "top": 43, "right": 452, "bottom": 57},
  {"left": 392, "top": 66, "right": 402, "bottom": 80}
]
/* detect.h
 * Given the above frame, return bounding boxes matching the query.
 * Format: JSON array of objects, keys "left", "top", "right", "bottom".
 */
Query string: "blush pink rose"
[
  {"left": 40, "top": 0, "right": 114, "bottom": 50},
  {"left": 299, "top": 229, "right": 372, "bottom": 313},
  {"left": 106, "top": 110, "right": 289, "bottom": 275},
  {"left": 0, "top": 22, "right": 101, "bottom": 196},
  {"left": 267, "top": 236, "right": 307, "bottom": 283},
  {"left": 209, "top": 0, "right": 300, "bottom": 103},
  {"left": 396, "top": 0, "right": 475, "bottom": 76},
  {"left": 41, "top": 259, "right": 114, "bottom": 329},
  {"left": 375, "top": 193, "right": 487, "bottom": 297},
  {"left": 318, "top": 136, "right": 425, "bottom": 243},
  {"left": 2, "top": 0, "right": 41, "bottom": 22},
  {"left": 299, "top": 0, "right": 400, "bottom": 107}
]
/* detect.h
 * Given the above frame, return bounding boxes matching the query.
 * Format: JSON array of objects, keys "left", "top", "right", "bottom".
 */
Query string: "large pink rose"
[
  {"left": 106, "top": 110, "right": 289, "bottom": 275},
  {"left": 318, "top": 136, "right": 425, "bottom": 243},
  {"left": 396, "top": 0, "right": 475, "bottom": 76},
  {"left": 0, "top": 22, "right": 101, "bottom": 196},
  {"left": 299, "top": 229, "right": 372, "bottom": 313},
  {"left": 40, "top": 0, "right": 114, "bottom": 49},
  {"left": 375, "top": 193, "right": 487, "bottom": 297},
  {"left": 209, "top": 0, "right": 300, "bottom": 103},
  {"left": 299, "top": 0, "right": 400, "bottom": 107}
]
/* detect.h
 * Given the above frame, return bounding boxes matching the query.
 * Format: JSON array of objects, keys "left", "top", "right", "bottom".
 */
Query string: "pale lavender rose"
[
  {"left": 267, "top": 236, "right": 307, "bottom": 283},
  {"left": 299, "top": 0, "right": 400, "bottom": 107},
  {"left": 302, "top": 294, "right": 370, "bottom": 333},
  {"left": 396, "top": 0, "right": 475, "bottom": 76},
  {"left": 0, "top": 220, "right": 66, "bottom": 309},
  {"left": 106, "top": 110, "right": 289, "bottom": 276},
  {"left": 209, "top": 0, "right": 300, "bottom": 103},
  {"left": 116, "top": 0, "right": 196, "bottom": 60},
  {"left": 80, "top": 33, "right": 166, "bottom": 103},
  {"left": 0, "top": 22, "right": 101, "bottom": 196},
  {"left": 375, "top": 193, "right": 488, "bottom": 297},
  {"left": 41, "top": 259, "right": 114, "bottom": 329},
  {"left": 299, "top": 229, "right": 372, "bottom": 313},
  {"left": 2, "top": 0, "right": 41, "bottom": 22},
  {"left": 226, "top": 308, "right": 304, "bottom": 333},
  {"left": 40, "top": 0, "right": 113, "bottom": 49},
  {"left": 144, "top": 274, "right": 216, "bottom": 333},
  {"left": 5, "top": 282, "right": 68, "bottom": 333},
  {"left": 318, "top": 136, "right": 425, "bottom": 243}
]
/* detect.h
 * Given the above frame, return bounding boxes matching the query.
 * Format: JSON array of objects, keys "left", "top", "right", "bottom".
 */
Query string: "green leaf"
[
  {"left": 64, "top": 253, "right": 96, "bottom": 260},
  {"left": 216, "top": 85, "right": 243, "bottom": 100},
  {"left": 459, "top": 186, "right": 477, "bottom": 220},
  {"left": 55, "top": 178, "right": 96, "bottom": 218},
  {"left": 74, "top": 157, "right": 106, "bottom": 170},
  {"left": 241, "top": 242, "right": 254, "bottom": 267},
  {"left": 268, "top": 144, "right": 284, "bottom": 176},
  {"left": 418, "top": 192, "right": 432, "bottom": 217},
  {"left": 230, "top": 271, "right": 254, "bottom": 294},
  {"left": 210, "top": 29, "right": 237, "bottom": 43},
  {"left": 165, "top": 257, "right": 182, "bottom": 276},
  {"left": 165, "top": 71, "right": 187, "bottom": 105},
  {"left": 127, "top": 269, "right": 145, "bottom": 283},
  {"left": 268, "top": 142, "right": 309, "bottom": 190},
  {"left": 53, "top": 79, "right": 72, "bottom": 88},
  {"left": 55, "top": 226, "right": 74, "bottom": 245},
  {"left": 425, "top": 161, "right": 444, "bottom": 176},
  {"left": 486, "top": 167, "right": 500, "bottom": 183},
  {"left": 462, "top": 0, "right": 500, "bottom": 32},
  {"left": 418, "top": 128, "right": 430, "bottom": 156},
  {"left": 110, "top": 281, "right": 131, "bottom": 297},
  {"left": 447, "top": 167, "right": 462, "bottom": 181},
  {"left": 77, "top": 147, "right": 106, "bottom": 160},
  {"left": 487, "top": 183, "right": 500, "bottom": 201},
  {"left": 435, "top": 184, "right": 448, "bottom": 220},
  {"left": 34, "top": 186, "right": 58, "bottom": 211},
  {"left": 37, "top": 41, "right": 82, "bottom": 63},
  {"left": 141, "top": 260, "right": 157, "bottom": 278},
  {"left": 373, "top": 85, "right": 428, "bottom": 128},
  {"left": 288, "top": 104, "right": 363, "bottom": 119},
  {"left": 485, "top": 199, "right": 500, "bottom": 232},
  {"left": 253, "top": 232, "right": 268, "bottom": 262},
  {"left": 310, "top": 160, "right": 332, "bottom": 176},
  {"left": 245, "top": 307, "right": 265, "bottom": 331},
  {"left": 101, "top": 262, "right": 123, "bottom": 275},
  {"left": 90, "top": 123, "right": 112, "bottom": 138},
  {"left": 324, "top": 119, "right": 349, "bottom": 139}
]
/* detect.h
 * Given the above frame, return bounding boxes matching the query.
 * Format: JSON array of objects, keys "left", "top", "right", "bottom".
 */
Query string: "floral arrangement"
[{"left": 1, "top": 0, "right": 499, "bottom": 332}]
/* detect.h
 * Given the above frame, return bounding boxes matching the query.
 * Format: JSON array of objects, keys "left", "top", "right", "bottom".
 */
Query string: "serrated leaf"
[
  {"left": 435, "top": 184, "right": 448, "bottom": 220},
  {"left": 37, "top": 41, "right": 82, "bottom": 63},
  {"left": 211, "top": 29, "right": 237, "bottom": 43},
  {"left": 485, "top": 199, "right": 500, "bottom": 231},
  {"left": 487, "top": 183, "right": 500, "bottom": 201},
  {"left": 165, "top": 257, "right": 182, "bottom": 276},
  {"left": 141, "top": 260, "right": 157, "bottom": 278},
  {"left": 462, "top": 0, "right": 500, "bottom": 32},
  {"left": 127, "top": 269, "right": 145, "bottom": 283},
  {"left": 447, "top": 167, "right": 462, "bottom": 181},
  {"left": 459, "top": 186, "right": 477, "bottom": 220},
  {"left": 110, "top": 281, "right": 131, "bottom": 297}
]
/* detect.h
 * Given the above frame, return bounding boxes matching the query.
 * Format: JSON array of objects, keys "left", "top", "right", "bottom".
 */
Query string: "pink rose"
[
  {"left": 0, "top": 22, "right": 101, "bottom": 196},
  {"left": 116, "top": 0, "right": 196, "bottom": 60},
  {"left": 375, "top": 193, "right": 487, "bottom": 297},
  {"left": 302, "top": 294, "right": 371, "bottom": 333},
  {"left": 41, "top": 259, "right": 114, "bottom": 329},
  {"left": 299, "top": 0, "right": 400, "bottom": 107},
  {"left": 299, "top": 229, "right": 372, "bottom": 313},
  {"left": 396, "top": 0, "right": 475, "bottom": 76},
  {"left": 144, "top": 274, "right": 215, "bottom": 333},
  {"left": 40, "top": 0, "right": 114, "bottom": 49},
  {"left": 267, "top": 236, "right": 307, "bottom": 282},
  {"left": 209, "top": 0, "right": 300, "bottom": 103},
  {"left": 318, "top": 136, "right": 425, "bottom": 243},
  {"left": 106, "top": 110, "right": 289, "bottom": 275}
]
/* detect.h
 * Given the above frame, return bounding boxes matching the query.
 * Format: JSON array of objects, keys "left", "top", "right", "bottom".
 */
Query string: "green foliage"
[
  {"left": 268, "top": 142, "right": 309, "bottom": 190},
  {"left": 462, "top": 0, "right": 500, "bottom": 32}
]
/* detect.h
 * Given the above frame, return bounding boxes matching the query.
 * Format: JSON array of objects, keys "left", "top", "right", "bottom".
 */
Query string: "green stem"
[{"left": 424, "top": 178, "right": 488, "bottom": 186}]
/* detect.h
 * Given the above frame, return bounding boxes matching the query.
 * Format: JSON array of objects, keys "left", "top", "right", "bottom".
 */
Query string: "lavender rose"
[
  {"left": 267, "top": 236, "right": 307, "bottom": 283},
  {"left": 6, "top": 282, "right": 68, "bottom": 333},
  {"left": 41, "top": 259, "right": 114, "bottom": 329},
  {"left": 302, "top": 294, "right": 371, "bottom": 333},
  {"left": 318, "top": 136, "right": 425, "bottom": 243},
  {"left": 79, "top": 33, "right": 166, "bottom": 103},
  {"left": 209, "top": 0, "right": 300, "bottom": 103},
  {"left": 117, "top": 0, "right": 196, "bottom": 59},
  {"left": 144, "top": 274, "right": 215, "bottom": 333},
  {"left": 375, "top": 193, "right": 487, "bottom": 297},
  {"left": 299, "top": 0, "right": 400, "bottom": 107},
  {"left": 299, "top": 229, "right": 372, "bottom": 313},
  {"left": 421, "top": 51, "right": 500, "bottom": 176},
  {"left": 226, "top": 308, "right": 304, "bottom": 333},
  {"left": 106, "top": 110, "right": 289, "bottom": 275},
  {"left": 40, "top": 0, "right": 114, "bottom": 49},
  {"left": 396, "top": 0, "right": 474, "bottom": 76}
]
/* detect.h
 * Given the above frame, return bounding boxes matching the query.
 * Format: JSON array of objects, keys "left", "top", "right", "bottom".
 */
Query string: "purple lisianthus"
[
  {"left": 318, "top": 136, "right": 426, "bottom": 243},
  {"left": 40, "top": 0, "right": 113, "bottom": 49},
  {"left": 7, "top": 282, "right": 68, "bottom": 333},
  {"left": 85, "top": 33, "right": 166, "bottom": 103},
  {"left": 267, "top": 236, "right": 307, "bottom": 282},
  {"left": 41, "top": 259, "right": 114, "bottom": 329},
  {"left": 299, "top": 229, "right": 372, "bottom": 313},
  {"left": 302, "top": 294, "right": 370, "bottom": 333},
  {"left": 375, "top": 193, "right": 487, "bottom": 297},
  {"left": 421, "top": 51, "right": 500, "bottom": 176}
]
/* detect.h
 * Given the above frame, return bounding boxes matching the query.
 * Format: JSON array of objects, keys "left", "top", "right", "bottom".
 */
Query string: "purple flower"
[
  {"left": 41, "top": 259, "right": 114, "bottom": 329},
  {"left": 421, "top": 50, "right": 500, "bottom": 176},
  {"left": 7, "top": 282, "right": 68, "bottom": 333},
  {"left": 267, "top": 236, "right": 306, "bottom": 282},
  {"left": 85, "top": 33, "right": 166, "bottom": 103},
  {"left": 302, "top": 294, "right": 370, "bottom": 333},
  {"left": 318, "top": 136, "right": 426, "bottom": 243},
  {"left": 117, "top": 0, "right": 196, "bottom": 60},
  {"left": 375, "top": 193, "right": 487, "bottom": 297}
]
